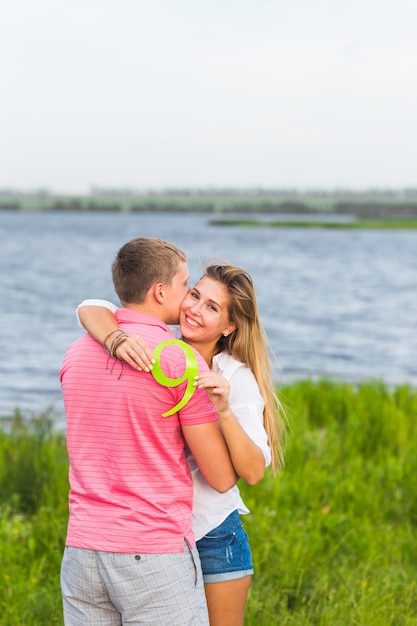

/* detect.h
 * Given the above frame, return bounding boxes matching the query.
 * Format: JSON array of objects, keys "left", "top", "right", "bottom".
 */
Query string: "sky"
[{"left": 1, "top": 0, "right": 416, "bottom": 194}]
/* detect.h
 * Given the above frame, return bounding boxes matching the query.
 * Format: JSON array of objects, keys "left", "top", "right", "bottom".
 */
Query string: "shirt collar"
[{"left": 115, "top": 308, "right": 171, "bottom": 333}]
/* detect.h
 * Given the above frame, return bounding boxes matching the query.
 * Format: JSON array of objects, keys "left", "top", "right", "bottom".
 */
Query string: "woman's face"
[{"left": 179, "top": 276, "right": 236, "bottom": 344}]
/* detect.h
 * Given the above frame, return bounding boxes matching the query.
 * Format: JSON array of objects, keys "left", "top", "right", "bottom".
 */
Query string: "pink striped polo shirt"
[{"left": 60, "top": 309, "right": 217, "bottom": 553}]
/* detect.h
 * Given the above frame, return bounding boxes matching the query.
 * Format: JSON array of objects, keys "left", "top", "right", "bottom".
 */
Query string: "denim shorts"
[{"left": 196, "top": 510, "right": 254, "bottom": 583}]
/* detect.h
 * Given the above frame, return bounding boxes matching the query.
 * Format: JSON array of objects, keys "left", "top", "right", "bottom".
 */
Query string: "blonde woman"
[{"left": 78, "top": 262, "right": 286, "bottom": 626}]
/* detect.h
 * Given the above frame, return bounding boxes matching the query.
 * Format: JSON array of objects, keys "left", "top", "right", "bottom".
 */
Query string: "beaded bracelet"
[
  {"left": 103, "top": 328, "right": 124, "bottom": 349},
  {"left": 109, "top": 333, "right": 128, "bottom": 358},
  {"left": 107, "top": 331, "right": 126, "bottom": 356}
]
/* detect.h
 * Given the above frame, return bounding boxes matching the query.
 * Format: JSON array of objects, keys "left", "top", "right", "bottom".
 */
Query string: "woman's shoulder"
[
  {"left": 213, "top": 351, "right": 250, "bottom": 378},
  {"left": 77, "top": 298, "right": 118, "bottom": 312}
]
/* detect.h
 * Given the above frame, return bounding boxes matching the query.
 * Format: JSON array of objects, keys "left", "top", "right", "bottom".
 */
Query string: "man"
[{"left": 60, "top": 237, "right": 236, "bottom": 625}]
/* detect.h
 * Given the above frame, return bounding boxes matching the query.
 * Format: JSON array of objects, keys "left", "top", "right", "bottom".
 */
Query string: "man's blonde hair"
[{"left": 112, "top": 237, "right": 187, "bottom": 305}]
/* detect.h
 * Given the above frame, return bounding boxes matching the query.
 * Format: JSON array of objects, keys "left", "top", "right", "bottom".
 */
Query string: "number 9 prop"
[{"left": 151, "top": 340, "right": 199, "bottom": 417}]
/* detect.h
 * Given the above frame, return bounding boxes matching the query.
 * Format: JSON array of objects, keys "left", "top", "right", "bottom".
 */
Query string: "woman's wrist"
[
  {"left": 103, "top": 328, "right": 124, "bottom": 351},
  {"left": 217, "top": 407, "right": 235, "bottom": 421},
  {"left": 106, "top": 330, "right": 128, "bottom": 357}
]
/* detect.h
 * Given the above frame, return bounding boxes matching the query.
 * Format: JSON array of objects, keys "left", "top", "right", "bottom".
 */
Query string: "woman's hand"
[
  {"left": 115, "top": 335, "right": 155, "bottom": 372},
  {"left": 194, "top": 372, "right": 231, "bottom": 415},
  {"left": 195, "top": 370, "right": 266, "bottom": 485}
]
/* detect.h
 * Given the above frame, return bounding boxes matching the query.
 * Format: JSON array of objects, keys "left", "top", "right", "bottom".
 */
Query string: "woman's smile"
[{"left": 184, "top": 314, "right": 201, "bottom": 329}]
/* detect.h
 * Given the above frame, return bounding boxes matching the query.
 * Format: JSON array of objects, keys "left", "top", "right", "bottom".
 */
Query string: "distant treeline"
[{"left": 2, "top": 190, "right": 417, "bottom": 218}]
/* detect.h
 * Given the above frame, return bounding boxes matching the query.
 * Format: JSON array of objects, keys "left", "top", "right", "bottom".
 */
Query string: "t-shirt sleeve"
[
  {"left": 228, "top": 366, "right": 272, "bottom": 468},
  {"left": 76, "top": 299, "right": 119, "bottom": 328}
]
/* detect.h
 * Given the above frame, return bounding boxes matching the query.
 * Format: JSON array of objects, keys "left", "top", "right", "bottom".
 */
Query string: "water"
[{"left": 1, "top": 210, "right": 416, "bottom": 418}]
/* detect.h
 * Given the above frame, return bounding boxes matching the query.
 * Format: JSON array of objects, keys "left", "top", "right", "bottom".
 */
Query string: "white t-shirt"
[
  {"left": 189, "top": 351, "right": 271, "bottom": 539},
  {"left": 76, "top": 299, "right": 271, "bottom": 540}
]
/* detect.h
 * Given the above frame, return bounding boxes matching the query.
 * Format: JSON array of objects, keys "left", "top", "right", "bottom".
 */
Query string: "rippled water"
[{"left": 1, "top": 211, "right": 416, "bottom": 417}]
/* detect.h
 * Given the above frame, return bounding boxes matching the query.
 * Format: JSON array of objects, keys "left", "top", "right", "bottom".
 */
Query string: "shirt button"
[{"left": 135, "top": 555, "right": 141, "bottom": 560}]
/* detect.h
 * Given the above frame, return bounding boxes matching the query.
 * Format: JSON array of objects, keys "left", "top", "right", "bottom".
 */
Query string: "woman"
[{"left": 77, "top": 262, "right": 286, "bottom": 626}]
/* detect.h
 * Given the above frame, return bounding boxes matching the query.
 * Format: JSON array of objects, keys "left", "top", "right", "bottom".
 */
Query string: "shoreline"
[
  {"left": 208, "top": 218, "right": 417, "bottom": 229},
  {"left": 1, "top": 190, "right": 417, "bottom": 220},
  {"left": 2, "top": 376, "right": 416, "bottom": 422}
]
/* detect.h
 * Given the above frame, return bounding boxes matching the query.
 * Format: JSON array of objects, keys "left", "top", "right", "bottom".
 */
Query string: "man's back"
[{"left": 60, "top": 308, "right": 217, "bottom": 553}]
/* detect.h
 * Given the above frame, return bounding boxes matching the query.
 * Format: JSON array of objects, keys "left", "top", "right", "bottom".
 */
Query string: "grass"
[
  {"left": 1, "top": 380, "right": 416, "bottom": 625},
  {"left": 0, "top": 410, "right": 68, "bottom": 625},
  {"left": 242, "top": 380, "right": 417, "bottom": 624}
]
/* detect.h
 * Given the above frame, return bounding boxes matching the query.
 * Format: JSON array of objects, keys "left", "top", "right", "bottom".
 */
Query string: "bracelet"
[
  {"left": 103, "top": 328, "right": 123, "bottom": 349},
  {"left": 107, "top": 331, "right": 126, "bottom": 356},
  {"left": 109, "top": 333, "right": 128, "bottom": 358}
]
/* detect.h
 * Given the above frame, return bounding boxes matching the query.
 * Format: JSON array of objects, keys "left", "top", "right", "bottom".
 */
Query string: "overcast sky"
[{"left": 1, "top": 0, "right": 416, "bottom": 194}]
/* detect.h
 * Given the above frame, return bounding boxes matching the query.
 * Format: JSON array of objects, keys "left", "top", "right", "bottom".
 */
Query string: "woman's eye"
[{"left": 190, "top": 291, "right": 199, "bottom": 299}]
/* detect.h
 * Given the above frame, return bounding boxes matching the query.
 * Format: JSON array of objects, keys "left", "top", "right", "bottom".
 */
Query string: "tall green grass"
[
  {"left": 0, "top": 410, "right": 68, "bottom": 625},
  {"left": 1, "top": 380, "right": 416, "bottom": 625},
  {"left": 242, "top": 380, "right": 417, "bottom": 625}
]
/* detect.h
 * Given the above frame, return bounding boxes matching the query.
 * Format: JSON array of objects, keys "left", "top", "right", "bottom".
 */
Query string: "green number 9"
[{"left": 151, "top": 340, "right": 199, "bottom": 417}]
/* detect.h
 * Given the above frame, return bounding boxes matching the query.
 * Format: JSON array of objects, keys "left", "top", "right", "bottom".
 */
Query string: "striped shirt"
[{"left": 60, "top": 309, "right": 217, "bottom": 553}]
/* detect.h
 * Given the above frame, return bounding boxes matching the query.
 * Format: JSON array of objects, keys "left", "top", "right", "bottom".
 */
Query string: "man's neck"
[{"left": 123, "top": 302, "right": 172, "bottom": 325}]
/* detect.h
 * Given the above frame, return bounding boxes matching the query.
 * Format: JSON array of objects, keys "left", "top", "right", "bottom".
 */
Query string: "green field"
[{"left": 1, "top": 379, "right": 416, "bottom": 625}]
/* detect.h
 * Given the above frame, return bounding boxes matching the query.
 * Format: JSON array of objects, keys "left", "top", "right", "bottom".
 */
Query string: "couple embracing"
[{"left": 60, "top": 236, "right": 285, "bottom": 625}]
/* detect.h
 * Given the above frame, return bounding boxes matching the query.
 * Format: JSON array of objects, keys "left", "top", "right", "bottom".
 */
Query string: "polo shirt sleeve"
[{"left": 159, "top": 342, "right": 218, "bottom": 426}]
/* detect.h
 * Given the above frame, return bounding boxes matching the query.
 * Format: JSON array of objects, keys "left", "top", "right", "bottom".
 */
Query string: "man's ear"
[{"left": 153, "top": 283, "right": 165, "bottom": 304}]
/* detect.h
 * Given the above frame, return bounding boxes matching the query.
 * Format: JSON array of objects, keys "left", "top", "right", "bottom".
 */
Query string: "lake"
[{"left": 1, "top": 210, "right": 416, "bottom": 418}]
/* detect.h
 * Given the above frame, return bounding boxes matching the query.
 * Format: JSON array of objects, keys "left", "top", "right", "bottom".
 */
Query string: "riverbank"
[
  {"left": 209, "top": 218, "right": 417, "bottom": 229},
  {"left": 1, "top": 379, "right": 416, "bottom": 625},
  {"left": 1, "top": 189, "right": 417, "bottom": 219}
]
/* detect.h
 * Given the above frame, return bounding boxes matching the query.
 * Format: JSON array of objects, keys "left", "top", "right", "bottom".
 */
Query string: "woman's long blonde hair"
[{"left": 204, "top": 262, "right": 286, "bottom": 473}]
